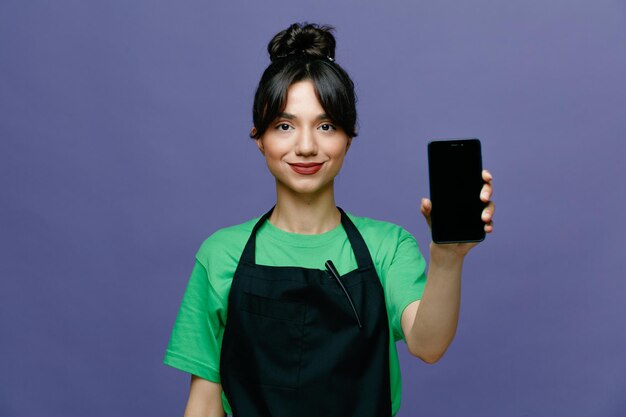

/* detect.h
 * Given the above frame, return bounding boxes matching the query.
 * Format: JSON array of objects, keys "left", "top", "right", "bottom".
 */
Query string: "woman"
[{"left": 164, "top": 23, "right": 495, "bottom": 417}]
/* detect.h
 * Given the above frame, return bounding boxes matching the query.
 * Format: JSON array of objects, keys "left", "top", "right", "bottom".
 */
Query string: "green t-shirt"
[{"left": 164, "top": 211, "right": 427, "bottom": 416}]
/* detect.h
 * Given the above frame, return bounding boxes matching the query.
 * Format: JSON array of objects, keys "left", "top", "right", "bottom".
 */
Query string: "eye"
[
  {"left": 276, "top": 123, "right": 293, "bottom": 132},
  {"left": 319, "top": 123, "right": 336, "bottom": 132}
]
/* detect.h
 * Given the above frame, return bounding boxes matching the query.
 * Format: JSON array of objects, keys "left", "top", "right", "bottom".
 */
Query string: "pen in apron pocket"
[{"left": 325, "top": 260, "right": 362, "bottom": 328}]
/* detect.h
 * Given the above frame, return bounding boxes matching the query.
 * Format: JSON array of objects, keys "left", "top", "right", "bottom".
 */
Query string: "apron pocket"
[
  {"left": 234, "top": 292, "right": 305, "bottom": 389},
  {"left": 240, "top": 292, "right": 306, "bottom": 323}
]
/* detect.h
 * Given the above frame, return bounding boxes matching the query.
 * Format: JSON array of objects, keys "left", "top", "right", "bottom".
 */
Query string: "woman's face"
[{"left": 255, "top": 80, "right": 352, "bottom": 198}]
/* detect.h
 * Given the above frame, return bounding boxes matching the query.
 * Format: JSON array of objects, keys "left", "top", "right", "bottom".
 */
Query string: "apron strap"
[
  {"left": 238, "top": 206, "right": 374, "bottom": 270},
  {"left": 337, "top": 207, "right": 375, "bottom": 270},
  {"left": 238, "top": 206, "right": 275, "bottom": 265}
]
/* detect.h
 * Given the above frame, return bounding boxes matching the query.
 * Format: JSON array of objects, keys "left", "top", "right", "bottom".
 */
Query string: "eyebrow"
[{"left": 277, "top": 112, "right": 331, "bottom": 121}]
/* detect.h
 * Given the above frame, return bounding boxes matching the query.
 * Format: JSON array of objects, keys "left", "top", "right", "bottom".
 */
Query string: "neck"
[{"left": 269, "top": 181, "right": 341, "bottom": 234}]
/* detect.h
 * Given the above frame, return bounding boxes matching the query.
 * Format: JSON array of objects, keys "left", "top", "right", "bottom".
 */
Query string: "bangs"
[{"left": 251, "top": 58, "right": 357, "bottom": 139}]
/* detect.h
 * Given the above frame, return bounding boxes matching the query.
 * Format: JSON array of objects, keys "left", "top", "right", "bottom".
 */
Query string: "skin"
[
  {"left": 253, "top": 80, "right": 353, "bottom": 234},
  {"left": 182, "top": 80, "right": 495, "bottom": 415},
  {"left": 183, "top": 376, "right": 225, "bottom": 417}
]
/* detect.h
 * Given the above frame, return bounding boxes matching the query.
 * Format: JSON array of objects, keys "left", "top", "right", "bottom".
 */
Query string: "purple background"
[{"left": 2, "top": 1, "right": 625, "bottom": 416}]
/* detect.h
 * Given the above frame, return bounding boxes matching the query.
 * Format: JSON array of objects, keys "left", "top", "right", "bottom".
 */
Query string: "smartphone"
[{"left": 427, "top": 138, "right": 485, "bottom": 244}]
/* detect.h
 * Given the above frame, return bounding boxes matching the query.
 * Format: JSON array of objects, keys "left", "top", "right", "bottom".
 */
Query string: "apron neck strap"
[{"left": 239, "top": 206, "right": 374, "bottom": 270}]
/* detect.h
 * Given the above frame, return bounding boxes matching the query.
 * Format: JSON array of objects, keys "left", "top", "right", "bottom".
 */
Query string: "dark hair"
[{"left": 251, "top": 23, "right": 358, "bottom": 139}]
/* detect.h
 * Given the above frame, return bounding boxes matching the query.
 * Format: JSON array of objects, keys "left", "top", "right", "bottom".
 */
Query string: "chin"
[{"left": 278, "top": 179, "right": 333, "bottom": 197}]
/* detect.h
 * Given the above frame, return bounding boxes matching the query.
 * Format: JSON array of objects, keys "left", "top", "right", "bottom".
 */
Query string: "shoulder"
[
  {"left": 345, "top": 211, "right": 416, "bottom": 248},
  {"left": 195, "top": 216, "right": 261, "bottom": 265},
  {"left": 344, "top": 210, "right": 421, "bottom": 269}
]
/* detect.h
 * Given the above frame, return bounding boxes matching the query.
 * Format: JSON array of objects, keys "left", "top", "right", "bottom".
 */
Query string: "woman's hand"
[{"left": 420, "top": 169, "right": 495, "bottom": 258}]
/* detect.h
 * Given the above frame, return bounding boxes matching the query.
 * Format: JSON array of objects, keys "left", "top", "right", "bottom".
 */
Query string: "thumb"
[{"left": 420, "top": 198, "right": 432, "bottom": 229}]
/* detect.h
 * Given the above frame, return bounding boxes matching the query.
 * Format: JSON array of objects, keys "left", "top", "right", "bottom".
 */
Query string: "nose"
[{"left": 294, "top": 127, "right": 318, "bottom": 156}]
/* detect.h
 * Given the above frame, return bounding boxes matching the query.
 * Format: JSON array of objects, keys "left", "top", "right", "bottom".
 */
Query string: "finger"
[
  {"left": 480, "top": 183, "right": 493, "bottom": 202},
  {"left": 484, "top": 220, "right": 494, "bottom": 234},
  {"left": 420, "top": 198, "right": 432, "bottom": 228},
  {"left": 482, "top": 201, "right": 496, "bottom": 222},
  {"left": 482, "top": 169, "right": 493, "bottom": 183}
]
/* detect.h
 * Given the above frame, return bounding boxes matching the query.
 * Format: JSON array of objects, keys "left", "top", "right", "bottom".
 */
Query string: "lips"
[{"left": 289, "top": 162, "right": 324, "bottom": 175}]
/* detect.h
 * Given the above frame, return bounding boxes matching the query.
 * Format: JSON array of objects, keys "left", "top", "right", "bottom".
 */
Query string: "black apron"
[{"left": 220, "top": 207, "right": 391, "bottom": 417}]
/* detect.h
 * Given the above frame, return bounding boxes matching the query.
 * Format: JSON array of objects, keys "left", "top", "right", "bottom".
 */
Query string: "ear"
[
  {"left": 345, "top": 137, "right": 353, "bottom": 153},
  {"left": 255, "top": 138, "right": 265, "bottom": 155},
  {"left": 250, "top": 127, "right": 265, "bottom": 155}
]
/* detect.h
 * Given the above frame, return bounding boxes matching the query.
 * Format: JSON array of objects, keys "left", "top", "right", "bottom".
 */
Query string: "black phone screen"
[{"left": 428, "top": 138, "right": 485, "bottom": 243}]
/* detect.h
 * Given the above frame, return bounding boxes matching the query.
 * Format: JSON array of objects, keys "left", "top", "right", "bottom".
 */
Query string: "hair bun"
[{"left": 268, "top": 23, "right": 336, "bottom": 62}]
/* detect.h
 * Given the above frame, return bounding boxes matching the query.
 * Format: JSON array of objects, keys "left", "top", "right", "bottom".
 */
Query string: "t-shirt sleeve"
[
  {"left": 163, "top": 258, "right": 225, "bottom": 382},
  {"left": 385, "top": 230, "right": 427, "bottom": 342}
]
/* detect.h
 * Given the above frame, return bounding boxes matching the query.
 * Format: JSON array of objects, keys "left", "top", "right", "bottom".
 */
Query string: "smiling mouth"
[
  {"left": 291, "top": 162, "right": 324, "bottom": 167},
  {"left": 289, "top": 162, "right": 324, "bottom": 175}
]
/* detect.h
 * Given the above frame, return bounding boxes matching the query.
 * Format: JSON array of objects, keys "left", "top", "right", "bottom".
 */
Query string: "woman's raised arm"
[{"left": 402, "top": 169, "right": 495, "bottom": 363}]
